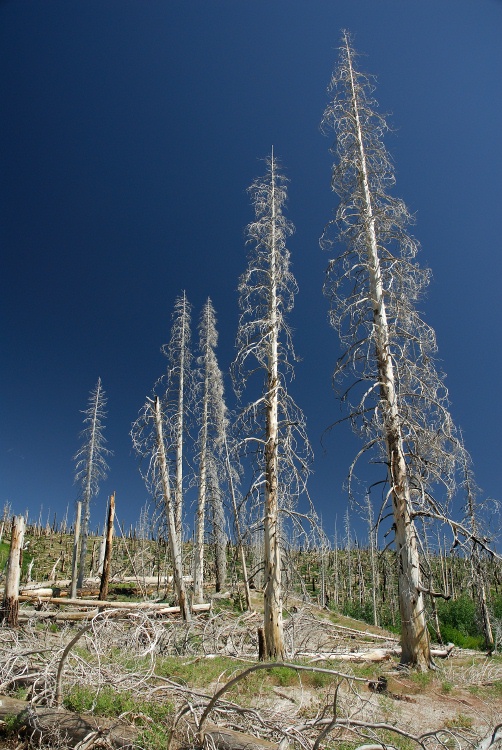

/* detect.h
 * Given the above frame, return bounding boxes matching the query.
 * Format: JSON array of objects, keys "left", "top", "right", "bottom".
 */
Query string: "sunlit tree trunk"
[
  {"left": 194, "top": 299, "right": 228, "bottom": 603},
  {"left": 1, "top": 515, "right": 25, "bottom": 627},
  {"left": 153, "top": 396, "right": 189, "bottom": 620},
  {"left": 193, "top": 342, "right": 209, "bottom": 604},
  {"left": 321, "top": 32, "right": 467, "bottom": 668},
  {"left": 233, "top": 151, "right": 311, "bottom": 658},
  {"left": 348, "top": 51, "right": 430, "bottom": 665},
  {"left": 263, "top": 167, "right": 283, "bottom": 657}
]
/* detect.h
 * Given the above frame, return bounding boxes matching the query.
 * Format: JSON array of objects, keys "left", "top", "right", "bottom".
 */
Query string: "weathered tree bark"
[
  {"left": 0, "top": 695, "right": 137, "bottom": 749},
  {"left": 70, "top": 502, "right": 82, "bottom": 600},
  {"left": 98, "top": 493, "right": 115, "bottom": 601},
  {"left": 0, "top": 515, "right": 25, "bottom": 627},
  {"left": 202, "top": 722, "right": 280, "bottom": 750}
]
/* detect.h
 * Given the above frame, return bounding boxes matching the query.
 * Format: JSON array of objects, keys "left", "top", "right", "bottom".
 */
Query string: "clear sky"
[{"left": 1, "top": 1, "right": 501, "bottom": 541}]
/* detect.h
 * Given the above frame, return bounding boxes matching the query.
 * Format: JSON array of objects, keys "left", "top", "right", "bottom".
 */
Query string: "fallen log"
[
  {"left": 0, "top": 695, "right": 137, "bottom": 749},
  {"left": 19, "top": 588, "right": 57, "bottom": 598},
  {"left": 18, "top": 596, "right": 211, "bottom": 612},
  {"left": 202, "top": 721, "right": 281, "bottom": 750},
  {"left": 296, "top": 643, "right": 454, "bottom": 662},
  {"left": 18, "top": 602, "right": 211, "bottom": 623}
]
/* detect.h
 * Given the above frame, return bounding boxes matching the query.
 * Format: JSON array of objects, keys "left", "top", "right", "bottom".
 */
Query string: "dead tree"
[
  {"left": 161, "top": 292, "right": 195, "bottom": 542},
  {"left": 1, "top": 515, "right": 25, "bottom": 627},
  {"left": 232, "top": 151, "right": 311, "bottom": 658},
  {"left": 321, "top": 32, "right": 463, "bottom": 669},
  {"left": 132, "top": 396, "right": 190, "bottom": 620},
  {"left": 98, "top": 493, "right": 115, "bottom": 602},
  {"left": 193, "top": 299, "right": 228, "bottom": 603},
  {"left": 73, "top": 378, "right": 111, "bottom": 587}
]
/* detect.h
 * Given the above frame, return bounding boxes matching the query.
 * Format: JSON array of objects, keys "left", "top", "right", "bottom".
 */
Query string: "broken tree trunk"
[
  {"left": 70, "top": 501, "right": 82, "bottom": 600},
  {"left": 202, "top": 721, "right": 280, "bottom": 750},
  {"left": 0, "top": 695, "right": 137, "bottom": 749},
  {"left": 0, "top": 515, "right": 25, "bottom": 627},
  {"left": 17, "top": 596, "right": 211, "bottom": 612},
  {"left": 98, "top": 493, "right": 115, "bottom": 601}
]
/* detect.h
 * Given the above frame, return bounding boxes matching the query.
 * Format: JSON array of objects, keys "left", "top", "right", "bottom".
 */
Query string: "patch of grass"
[
  {"left": 63, "top": 685, "right": 173, "bottom": 722},
  {"left": 377, "top": 729, "right": 415, "bottom": 750},
  {"left": 13, "top": 686, "right": 29, "bottom": 700},
  {"left": 303, "top": 669, "right": 333, "bottom": 688},
  {"left": 155, "top": 655, "right": 241, "bottom": 686},
  {"left": 0, "top": 713, "right": 21, "bottom": 737},
  {"left": 441, "top": 680, "right": 454, "bottom": 694},
  {"left": 410, "top": 670, "right": 434, "bottom": 689},
  {"left": 138, "top": 723, "right": 171, "bottom": 750},
  {"left": 444, "top": 713, "right": 474, "bottom": 729},
  {"left": 269, "top": 666, "right": 298, "bottom": 687}
]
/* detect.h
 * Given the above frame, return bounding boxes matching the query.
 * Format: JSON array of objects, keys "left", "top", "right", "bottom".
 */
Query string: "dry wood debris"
[{"left": 0, "top": 607, "right": 500, "bottom": 750}]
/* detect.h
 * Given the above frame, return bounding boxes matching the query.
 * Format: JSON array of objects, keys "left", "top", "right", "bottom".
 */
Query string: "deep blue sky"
[{"left": 1, "top": 1, "right": 501, "bottom": 541}]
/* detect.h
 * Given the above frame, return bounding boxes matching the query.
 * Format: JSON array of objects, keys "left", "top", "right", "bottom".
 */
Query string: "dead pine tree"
[
  {"left": 162, "top": 292, "right": 195, "bottom": 542},
  {"left": 132, "top": 396, "right": 190, "bottom": 620},
  {"left": 232, "top": 151, "right": 311, "bottom": 659},
  {"left": 1, "top": 515, "right": 25, "bottom": 627},
  {"left": 193, "top": 298, "right": 228, "bottom": 603},
  {"left": 321, "top": 32, "right": 463, "bottom": 669},
  {"left": 73, "top": 378, "right": 111, "bottom": 588}
]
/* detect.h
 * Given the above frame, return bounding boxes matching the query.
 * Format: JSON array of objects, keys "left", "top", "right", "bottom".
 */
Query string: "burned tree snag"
[{"left": 1, "top": 515, "right": 25, "bottom": 627}]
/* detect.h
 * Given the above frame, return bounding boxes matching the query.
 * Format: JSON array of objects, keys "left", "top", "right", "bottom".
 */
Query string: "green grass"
[
  {"left": 154, "top": 655, "right": 243, "bottom": 686},
  {"left": 0, "top": 539, "right": 33, "bottom": 577},
  {"left": 63, "top": 684, "right": 173, "bottom": 721},
  {"left": 444, "top": 713, "right": 474, "bottom": 729}
]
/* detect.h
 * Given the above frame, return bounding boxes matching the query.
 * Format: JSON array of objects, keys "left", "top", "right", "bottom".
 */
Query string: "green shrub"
[{"left": 436, "top": 595, "right": 486, "bottom": 649}]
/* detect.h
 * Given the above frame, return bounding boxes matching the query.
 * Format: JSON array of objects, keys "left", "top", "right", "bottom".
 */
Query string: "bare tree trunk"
[
  {"left": 366, "top": 495, "right": 379, "bottom": 627},
  {"left": 70, "top": 502, "right": 82, "bottom": 600},
  {"left": 225, "top": 438, "right": 252, "bottom": 610},
  {"left": 193, "top": 350, "right": 209, "bottom": 604},
  {"left": 333, "top": 523, "right": 340, "bottom": 607},
  {"left": 77, "top": 382, "right": 102, "bottom": 588},
  {"left": 263, "top": 156, "right": 284, "bottom": 660},
  {"left": 346, "top": 44, "right": 431, "bottom": 668},
  {"left": 99, "top": 493, "right": 115, "bottom": 602},
  {"left": 153, "top": 396, "right": 190, "bottom": 620},
  {"left": 212, "top": 481, "right": 227, "bottom": 593},
  {"left": 175, "top": 294, "right": 188, "bottom": 541},
  {"left": 1, "top": 515, "right": 25, "bottom": 627}
]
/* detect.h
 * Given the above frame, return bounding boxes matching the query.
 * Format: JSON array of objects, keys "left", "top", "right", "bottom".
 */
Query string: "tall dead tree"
[
  {"left": 322, "top": 32, "right": 462, "bottom": 669},
  {"left": 193, "top": 298, "right": 228, "bottom": 603},
  {"left": 233, "top": 151, "right": 311, "bottom": 659},
  {"left": 162, "top": 292, "right": 194, "bottom": 542},
  {"left": 74, "top": 378, "right": 111, "bottom": 588}
]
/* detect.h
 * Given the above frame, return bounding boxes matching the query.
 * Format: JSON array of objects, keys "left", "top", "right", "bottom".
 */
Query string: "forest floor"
[{"left": 0, "top": 591, "right": 501, "bottom": 749}]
